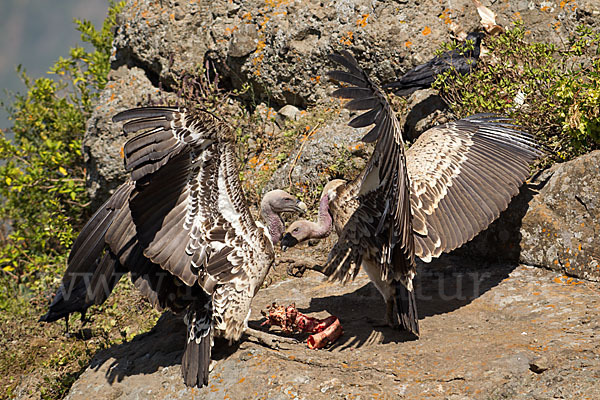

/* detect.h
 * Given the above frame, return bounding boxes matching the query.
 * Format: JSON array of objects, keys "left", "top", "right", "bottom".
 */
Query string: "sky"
[{"left": 0, "top": 0, "right": 109, "bottom": 132}]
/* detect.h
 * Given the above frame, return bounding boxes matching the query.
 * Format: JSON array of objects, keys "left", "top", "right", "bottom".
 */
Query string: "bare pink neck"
[
  {"left": 261, "top": 203, "right": 284, "bottom": 244},
  {"left": 312, "top": 194, "right": 333, "bottom": 239}
]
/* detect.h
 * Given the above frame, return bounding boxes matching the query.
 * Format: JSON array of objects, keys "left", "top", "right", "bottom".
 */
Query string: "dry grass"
[{"left": 0, "top": 278, "right": 160, "bottom": 399}]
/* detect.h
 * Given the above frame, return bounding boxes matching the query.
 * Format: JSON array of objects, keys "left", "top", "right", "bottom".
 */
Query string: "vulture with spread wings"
[
  {"left": 40, "top": 106, "right": 306, "bottom": 387},
  {"left": 281, "top": 51, "right": 543, "bottom": 336}
]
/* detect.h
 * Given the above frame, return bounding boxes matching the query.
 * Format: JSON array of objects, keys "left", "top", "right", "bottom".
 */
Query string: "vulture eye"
[{"left": 293, "top": 227, "right": 300, "bottom": 233}]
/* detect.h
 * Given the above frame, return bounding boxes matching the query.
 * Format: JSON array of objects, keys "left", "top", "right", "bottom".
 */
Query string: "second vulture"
[{"left": 281, "top": 51, "right": 543, "bottom": 336}]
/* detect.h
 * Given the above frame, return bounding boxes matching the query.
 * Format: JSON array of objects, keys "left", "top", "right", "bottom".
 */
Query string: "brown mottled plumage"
[
  {"left": 40, "top": 107, "right": 306, "bottom": 387},
  {"left": 282, "top": 51, "right": 544, "bottom": 336}
]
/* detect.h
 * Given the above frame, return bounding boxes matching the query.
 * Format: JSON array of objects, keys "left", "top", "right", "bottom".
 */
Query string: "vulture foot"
[
  {"left": 364, "top": 301, "right": 398, "bottom": 329},
  {"left": 245, "top": 327, "right": 300, "bottom": 350},
  {"left": 364, "top": 316, "right": 419, "bottom": 340},
  {"left": 287, "top": 263, "right": 307, "bottom": 277},
  {"left": 286, "top": 262, "right": 325, "bottom": 278},
  {"left": 364, "top": 315, "right": 394, "bottom": 329}
]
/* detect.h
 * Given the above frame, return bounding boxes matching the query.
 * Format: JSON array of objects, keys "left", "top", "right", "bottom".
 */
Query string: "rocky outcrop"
[
  {"left": 84, "top": 0, "right": 599, "bottom": 203},
  {"left": 65, "top": 262, "right": 600, "bottom": 399},
  {"left": 110, "top": 0, "right": 596, "bottom": 107},
  {"left": 449, "top": 151, "right": 600, "bottom": 282},
  {"left": 520, "top": 150, "right": 600, "bottom": 281},
  {"left": 264, "top": 109, "right": 370, "bottom": 196}
]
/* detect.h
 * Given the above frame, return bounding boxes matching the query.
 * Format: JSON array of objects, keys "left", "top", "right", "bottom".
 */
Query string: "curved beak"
[
  {"left": 280, "top": 232, "right": 298, "bottom": 251},
  {"left": 295, "top": 200, "right": 307, "bottom": 214}
]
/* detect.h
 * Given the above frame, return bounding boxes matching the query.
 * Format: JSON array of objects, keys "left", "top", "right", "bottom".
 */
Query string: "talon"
[
  {"left": 365, "top": 315, "right": 392, "bottom": 329},
  {"left": 287, "top": 264, "right": 307, "bottom": 278}
]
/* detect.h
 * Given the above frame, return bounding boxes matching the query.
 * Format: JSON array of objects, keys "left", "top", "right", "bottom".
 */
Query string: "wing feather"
[
  {"left": 113, "top": 106, "right": 216, "bottom": 182},
  {"left": 67, "top": 182, "right": 134, "bottom": 273},
  {"left": 328, "top": 70, "right": 367, "bottom": 87},
  {"left": 110, "top": 107, "right": 271, "bottom": 292},
  {"left": 349, "top": 106, "right": 383, "bottom": 128},
  {"left": 408, "top": 116, "right": 544, "bottom": 259},
  {"left": 327, "top": 51, "right": 415, "bottom": 283},
  {"left": 327, "top": 51, "right": 543, "bottom": 275}
]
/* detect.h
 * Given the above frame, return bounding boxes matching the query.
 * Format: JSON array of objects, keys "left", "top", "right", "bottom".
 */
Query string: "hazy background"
[{"left": 0, "top": 0, "right": 109, "bottom": 133}]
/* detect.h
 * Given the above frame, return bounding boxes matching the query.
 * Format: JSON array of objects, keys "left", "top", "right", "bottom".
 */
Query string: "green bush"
[
  {"left": 434, "top": 22, "right": 600, "bottom": 163},
  {"left": 0, "top": 2, "right": 124, "bottom": 299}
]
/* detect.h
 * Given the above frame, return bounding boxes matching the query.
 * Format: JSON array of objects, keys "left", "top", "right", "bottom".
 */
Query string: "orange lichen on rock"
[
  {"left": 356, "top": 14, "right": 369, "bottom": 28},
  {"left": 339, "top": 31, "right": 354, "bottom": 46},
  {"left": 553, "top": 275, "right": 583, "bottom": 285}
]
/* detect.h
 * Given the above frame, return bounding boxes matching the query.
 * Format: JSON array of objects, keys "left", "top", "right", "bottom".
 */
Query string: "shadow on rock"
[
  {"left": 451, "top": 175, "right": 550, "bottom": 264},
  {"left": 296, "top": 260, "right": 517, "bottom": 350},
  {"left": 402, "top": 90, "right": 450, "bottom": 141},
  {"left": 88, "top": 312, "right": 239, "bottom": 384}
]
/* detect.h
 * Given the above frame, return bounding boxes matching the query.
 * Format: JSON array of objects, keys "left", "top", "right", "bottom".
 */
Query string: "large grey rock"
[
  {"left": 83, "top": 66, "right": 173, "bottom": 205},
  {"left": 110, "top": 0, "right": 597, "bottom": 107},
  {"left": 65, "top": 262, "right": 600, "bottom": 399},
  {"left": 520, "top": 150, "right": 600, "bottom": 281},
  {"left": 264, "top": 109, "right": 370, "bottom": 199},
  {"left": 84, "top": 0, "right": 600, "bottom": 205},
  {"left": 451, "top": 151, "right": 600, "bottom": 282}
]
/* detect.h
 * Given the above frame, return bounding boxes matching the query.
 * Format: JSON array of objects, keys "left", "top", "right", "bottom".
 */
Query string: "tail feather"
[
  {"left": 87, "top": 251, "right": 126, "bottom": 304},
  {"left": 40, "top": 183, "right": 133, "bottom": 324},
  {"left": 181, "top": 294, "right": 213, "bottom": 387},
  {"left": 182, "top": 331, "right": 211, "bottom": 387},
  {"left": 393, "top": 280, "right": 419, "bottom": 337}
]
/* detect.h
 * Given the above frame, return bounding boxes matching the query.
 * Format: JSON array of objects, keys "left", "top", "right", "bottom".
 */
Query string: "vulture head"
[
  {"left": 260, "top": 189, "right": 307, "bottom": 244},
  {"left": 280, "top": 179, "right": 345, "bottom": 250},
  {"left": 261, "top": 189, "right": 308, "bottom": 215},
  {"left": 280, "top": 220, "right": 311, "bottom": 249}
]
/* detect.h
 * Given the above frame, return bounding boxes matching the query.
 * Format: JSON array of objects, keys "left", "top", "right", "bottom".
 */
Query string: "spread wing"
[
  {"left": 108, "top": 107, "right": 273, "bottom": 296},
  {"left": 326, "top": 51, "right": 414, "bottom": 282},
  {"left": 407, "top": 114, "right": 544, "bottom": 261},
  {"left": 113, "top": 107, "right": 217, "bottom": 182}
]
